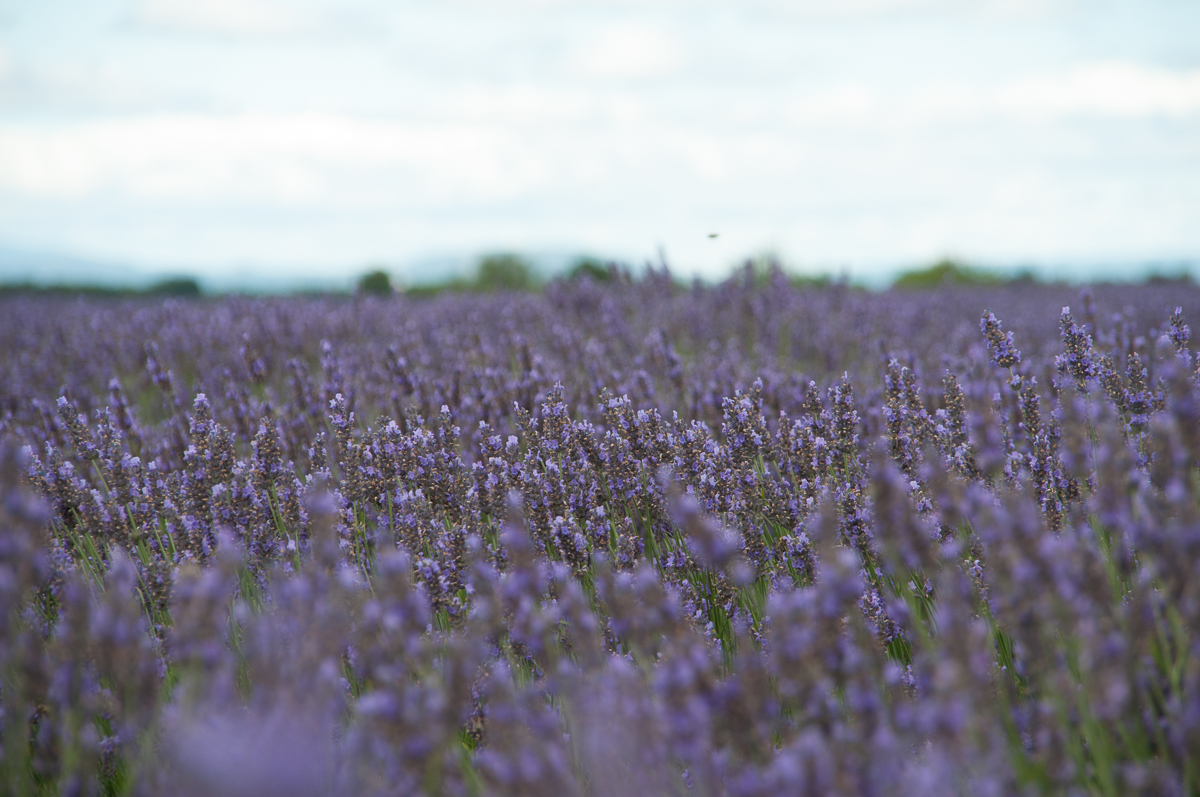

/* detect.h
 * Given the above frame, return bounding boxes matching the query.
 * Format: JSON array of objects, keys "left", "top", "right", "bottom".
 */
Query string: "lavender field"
[{"left": 2, "top": 267, "right": 1200, "bottom": 795}]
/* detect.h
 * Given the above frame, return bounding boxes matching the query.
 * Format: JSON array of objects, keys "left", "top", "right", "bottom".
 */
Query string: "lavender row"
[{"left": 2, "top": 269, "right": 1200, "bottom": 795}]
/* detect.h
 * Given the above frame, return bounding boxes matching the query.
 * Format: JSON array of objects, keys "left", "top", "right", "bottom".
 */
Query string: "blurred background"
[{"left": 0, "top": 0, "right": 1197, "bottom": 293}]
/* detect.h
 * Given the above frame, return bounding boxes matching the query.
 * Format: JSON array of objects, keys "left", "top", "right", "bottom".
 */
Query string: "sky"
[{"left": 0, "top": 0, "right": 1198, "bottom": 289}]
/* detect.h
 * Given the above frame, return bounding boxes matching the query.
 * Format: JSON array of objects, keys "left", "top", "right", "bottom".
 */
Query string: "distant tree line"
[
  {"left": 891, "top": 259, "right": 1195, "bottom": 289},
  {"left": 360, "top": 254, "right": 620, "bottom": 298},
  {"left": 0, "top": 277, "right": 202, "bottom": 298},
  {"left": 3, "top": 256, "right": 1190, "bottom": 302}
]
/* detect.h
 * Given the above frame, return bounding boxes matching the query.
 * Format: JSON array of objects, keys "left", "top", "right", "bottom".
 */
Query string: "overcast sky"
[{"left": 0, "top": 0, "right": 1198, "bottom": 287}]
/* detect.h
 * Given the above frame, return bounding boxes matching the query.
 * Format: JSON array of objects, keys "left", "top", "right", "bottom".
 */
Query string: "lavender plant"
[{"left": 1, "top": 268, "right": 1199, "bottom": 795}]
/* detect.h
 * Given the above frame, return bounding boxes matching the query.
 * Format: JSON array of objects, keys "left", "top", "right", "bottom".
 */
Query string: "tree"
[
  {"left": 892, "top": 259, "right": 1003, "bottom": 289},
  {"left": 358, "top": 269, "right": 392, "bottom": 296},
  {"left": 567, "top": 257, "right": 612, "bottom": 283},
  {"left": 474, "top": 254, "right": 535, "bottom": 292},
  {"left": 149, "top": 277, "right": 201, "bottom": 297}
]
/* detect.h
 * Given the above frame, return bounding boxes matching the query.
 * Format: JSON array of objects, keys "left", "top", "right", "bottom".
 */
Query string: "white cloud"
[
  {"left": 459, "top": 0, "right": 1058, "bottom": 15},
  {"left": 0, "top": 114, "right": 559, "bottom": 204},
  {"left": 134, "top": 0, "right": 308, "bottom": 36},
  {"left": 0, "top": 59, "right": 174, "bottom": 113},
  {"left": 2, "top": 0, "right": 1198, "bottom": 276},
  {"left": 785, "top": 62, "right": 1200, "bottom": 130},
  {"left": 568, "top": 25, "right": 685, "bottom": 80},
  {"left": 785, "top": 86, "right": 878, "bottom": 126},
  {"left": 2, "top": 60, "right": 1196, "bottom": 209},
  {"left": 998, "top": 62, "right": 1200, "bottom": 118}
]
